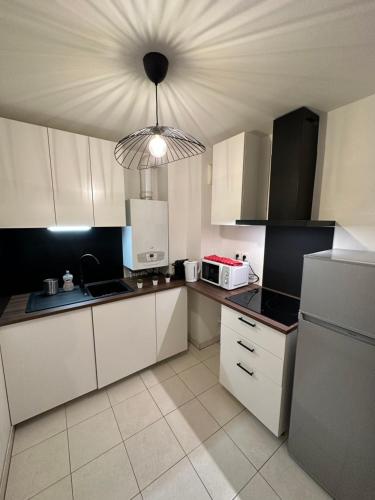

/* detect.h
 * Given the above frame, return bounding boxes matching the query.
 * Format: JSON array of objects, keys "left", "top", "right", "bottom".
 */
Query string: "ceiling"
[{"left": 1, "top": 0, "right": 375, "bottom": 146}]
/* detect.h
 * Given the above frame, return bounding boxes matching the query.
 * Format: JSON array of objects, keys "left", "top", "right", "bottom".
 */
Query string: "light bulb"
[{"left": 148, "top": 135, "right": 167, "bottom": 158}]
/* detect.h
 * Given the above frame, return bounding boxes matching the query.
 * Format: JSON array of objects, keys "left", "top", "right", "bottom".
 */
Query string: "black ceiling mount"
[{"left": 143, "top": 52, "right": 169, "bottom": 85}]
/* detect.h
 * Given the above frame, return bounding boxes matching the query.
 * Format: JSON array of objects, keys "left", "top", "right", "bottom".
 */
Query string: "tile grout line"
[
  {"left": 111, "top": 404, "right": 142, "bottom": 497},
  {"left": 27, "top": 473, "right": 72, "bottom": 499},
  {"left": 64, "top": 407, "right": 75, "bottom": 500}
]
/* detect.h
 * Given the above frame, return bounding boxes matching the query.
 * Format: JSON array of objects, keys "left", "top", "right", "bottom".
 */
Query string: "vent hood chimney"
[{"left": 236, "top": 107, "right": 334, "bottom": 227}]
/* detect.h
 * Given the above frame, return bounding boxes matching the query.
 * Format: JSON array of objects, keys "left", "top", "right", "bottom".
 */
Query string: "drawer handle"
[
  {"left": 238, "top": 317, "right": 256, "bottom": 327},
  {"left": 237, "top": 340, "right": 255, "bottom": 353},
  {"left": 237, "top": 362, "right": 254, "bottom": 377}
]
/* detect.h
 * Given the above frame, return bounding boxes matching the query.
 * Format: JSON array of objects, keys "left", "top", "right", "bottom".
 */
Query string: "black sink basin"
[{"left": 85, "top": 280, "right": 133, "bottom": 298}]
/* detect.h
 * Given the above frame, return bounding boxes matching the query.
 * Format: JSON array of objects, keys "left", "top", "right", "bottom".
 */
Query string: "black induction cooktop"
[{"left": 227, "top": 287, "right": 300, "bottom": 326}]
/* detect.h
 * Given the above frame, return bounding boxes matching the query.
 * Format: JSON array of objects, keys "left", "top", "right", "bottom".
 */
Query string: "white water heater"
[{"left": 122, "top": 199, "right": 168, "bottom": 270}]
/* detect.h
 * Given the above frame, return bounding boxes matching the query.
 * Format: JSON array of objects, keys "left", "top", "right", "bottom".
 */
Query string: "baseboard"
[
  {"left": 0, "top": 426, "right": 14, "bottom": 500},
  {"left": 189, "top": 335, "right": 220, "bottom": 350}
]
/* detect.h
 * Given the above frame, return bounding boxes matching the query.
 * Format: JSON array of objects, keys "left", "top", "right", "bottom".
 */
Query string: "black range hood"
[{"left": 236, "top": 107, "right": 334, "bottom": 227}]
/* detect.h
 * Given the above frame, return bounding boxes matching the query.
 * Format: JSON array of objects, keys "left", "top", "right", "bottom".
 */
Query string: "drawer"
[
  {"left": 220, "top": 341, "right": 282, "bottom": 436},
  {"left": 221, "top": 305, "right": 286, "bottom": 359},
  {"left": 221, "top": 325, "right": 284, "bottom": 386}
]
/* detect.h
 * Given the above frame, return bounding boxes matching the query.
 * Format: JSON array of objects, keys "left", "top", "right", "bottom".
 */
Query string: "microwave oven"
[{"left": 201, "top": 259, "right": 249, "bottom": 290}]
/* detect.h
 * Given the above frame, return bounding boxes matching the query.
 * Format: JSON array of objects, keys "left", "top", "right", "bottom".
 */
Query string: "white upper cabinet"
[
  {"left": 211, "top": 132, "right": 271, "bottom": 225},
  {"left": 156, "top": 287, "right": 187, "bottom": 362},
  {"left": 89, "top": 137, "right": 126, "bottom": 227},
  {"left": 0, "top": 118, "right": 56, "bottom": 227},
  {"left": 48, "top": 128, "right": 94, "bottom": 226}
]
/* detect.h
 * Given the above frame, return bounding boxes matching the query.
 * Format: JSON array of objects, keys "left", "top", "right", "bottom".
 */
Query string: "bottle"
[{"left": 63, "top": 270, "right": 74, "bottom": 292}]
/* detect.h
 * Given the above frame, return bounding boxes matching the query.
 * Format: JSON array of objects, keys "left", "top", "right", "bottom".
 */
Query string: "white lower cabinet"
[
  {"left": 93, "top": 294, "right": 157, "bottom": 388},
  {"left": 219, "top": 306, "right": 297, "bottom": 437},
  {"left": 0, "top": 309, "right": 97, "bottom": 425},
  {"left": 156, "top": 287, "right": 187, "bottom": 362}
]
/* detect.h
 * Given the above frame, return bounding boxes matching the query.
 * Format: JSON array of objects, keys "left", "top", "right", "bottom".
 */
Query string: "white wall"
[{"left": 317, "top": 93, "right": 375, "bottom": 250}]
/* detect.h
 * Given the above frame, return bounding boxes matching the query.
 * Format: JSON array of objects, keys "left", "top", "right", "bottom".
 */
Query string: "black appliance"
[
  {"left": 227, "top": 287, "right": 300, "bottom": 327},
  {"left": 173, "top": 259, "right": 187, "bottom": 280},
  {"left": 236, "top": 107, "right": 334, "bottom": 227}
]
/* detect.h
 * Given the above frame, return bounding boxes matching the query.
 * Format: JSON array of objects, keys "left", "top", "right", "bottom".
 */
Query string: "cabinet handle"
[
  {"left": 237, "top": 362, "right": 254, "bottom": 377},
  {"left": 238, "top": 317, "right": 256, "bottom": 327},
  {"left": 237, "top": 340, "right": 254, "bottom": 353}
]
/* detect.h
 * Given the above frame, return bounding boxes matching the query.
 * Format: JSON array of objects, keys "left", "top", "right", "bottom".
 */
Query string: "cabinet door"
[
  {"left": 0, "top": 118, "right": 55, "bottom": 227},
  {"left": 211, "top": 132, "right": 245, "bottom": 225},
  {"left": 156, "top": 287, "right": 187, "bottom": 362},
  {"left": 89, "top": 138, "right": 125, "bottom": 227},
  {"left": 0, "top": 309, "right": 97, "bottom": 424},
  {"left": 93, "top": 294, "right": 156, "bottom": 388},
  {"left": 48, "top": 128, "right": 94, "bottom": 225}
]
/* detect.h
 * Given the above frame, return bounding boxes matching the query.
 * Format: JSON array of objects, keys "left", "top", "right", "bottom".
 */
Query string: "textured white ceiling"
[{"left": 1, "top": 0, "right": 375, "bottom": 145}]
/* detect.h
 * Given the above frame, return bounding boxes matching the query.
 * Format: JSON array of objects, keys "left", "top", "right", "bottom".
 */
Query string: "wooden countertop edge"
[
  {"left": 185, "top": 281, "right": 297, "bottom": 334},
  {"left": 0, "top": 278, "right": 185, "bottom": 328},
  {"left": 0, "top": 278, "right": 297, "bottom": 334}
]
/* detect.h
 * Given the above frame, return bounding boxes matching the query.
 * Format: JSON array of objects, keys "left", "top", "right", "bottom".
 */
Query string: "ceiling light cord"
[{"left": 155, "top": 84, "right": 159, "bottom": 126}]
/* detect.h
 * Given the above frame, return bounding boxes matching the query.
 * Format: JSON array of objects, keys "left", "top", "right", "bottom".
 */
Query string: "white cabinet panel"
[
  {"left": 211, "top": 132, "right": 245, "bottom": 225},
  {"left": 89, "top": 137, "right": 126, "bottom": 227},
  {"left": 156, "top": 287, "right": 187, "bottom": 362},
  {"left": 93, "top": 295, "right": 156, "bottom": 388},
  {"left": 0, "top": 118, "right": 55, "bottom": 227},
  {"left": 48, "top": 128, "right": 94, "bottom": 226},
  {"left": 0, "top": 309, "right": 97, "bottom": 424},
  {"left": 0, "top": 352, "right": 11, "bottom": 480}
]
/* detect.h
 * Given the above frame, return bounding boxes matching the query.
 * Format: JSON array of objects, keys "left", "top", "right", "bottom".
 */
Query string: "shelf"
[{"left": 235, "top": 220, "right": 336, "bottom": 227}]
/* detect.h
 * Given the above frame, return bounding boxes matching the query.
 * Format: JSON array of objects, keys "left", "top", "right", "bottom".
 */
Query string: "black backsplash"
[
  {"left": 0, "top": 228, "right": 123, "bottom": 296},
  {"left": 262, "top": 226, "right": 334, "bottom": 297}
]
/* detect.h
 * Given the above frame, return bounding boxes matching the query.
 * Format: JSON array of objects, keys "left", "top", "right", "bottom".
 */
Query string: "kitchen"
[{"left": 0, "top": 2, "right": 374, "bottom": 500}]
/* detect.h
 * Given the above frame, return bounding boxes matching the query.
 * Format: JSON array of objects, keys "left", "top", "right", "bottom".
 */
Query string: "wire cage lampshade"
[{"left": 114, "top": 52, "right": 206, "bottom": 170}]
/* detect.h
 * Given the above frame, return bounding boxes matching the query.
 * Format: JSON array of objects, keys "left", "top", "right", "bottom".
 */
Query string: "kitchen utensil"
[{"left": 43, "top": 278, "right": 59, "bottom": 296}]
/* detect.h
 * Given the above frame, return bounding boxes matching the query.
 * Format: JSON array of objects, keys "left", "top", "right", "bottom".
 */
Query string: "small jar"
[
  {"left": 152, "top": 276, "right": 158, "bottom": 286},
  {"left": 137, "top": 279, "right": 143, "bottom": 289},
  {"left": 165, "top": 274, "right": 171, "bottom": 284}
]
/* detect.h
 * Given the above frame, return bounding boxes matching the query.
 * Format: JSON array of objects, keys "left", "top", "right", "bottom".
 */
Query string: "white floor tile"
[
  {"left": 149, "top": 375, "right": 194, "bottom": 415},
  {"left": 235, "top": 473, "right": 279, "bottom": 500},
  {"left": 72, "top": 443, "right": 138, "bottom": 500},
  {"left": 198, "top": 384, "right": 243, "bottom": 426},
  {"left": 106, "top": 374, "right": 146, "bottom": 406},
  {"left": 260, "top": 443, "right": 332, "bottom": 500},
  {"left": 113, "top": 390, "right": 162, "bottom": 440},
  {"left": 179, "top": 363, "right": 218, "bottom": 395},
  {"left": 203, "top": 354, "right": 220, "bottom": 376},
  {"left": 168, "top": 351, "right": 200, "bottom": 373},
  {"left": 165, "top": 399, "right": 219, "bottom": 453},
  {"left": 6, "top": 432, "right": 70, "bottom": 500},
  {"left": 189, "top": 343, "right": 220, "bottom": 361},
  {"left": 31, "top": 476, "right": 72, "bottom": 500},
  {"left": 142, "top": 457, "right": 210, "bottom": 500},
  {"left": 12, "top": 406, "right": 66, "bottom": 456},
  {"left": 66, "top": 390, "right": 110, "bottom": 427},
  {"left": 141, "top": 362, "right": 175, "bottom": 388},
  {"left": 189, "top": 429, "right": 256, "bottom": 500},
  {"left": 224, "top": 411, "right": 285, "bottom": 469},
  {"left": 125, "top": 418, "right": 184, "bottom": 490},
  {"left": 68, "top": 408, "right": 122, "bottom": 471}
]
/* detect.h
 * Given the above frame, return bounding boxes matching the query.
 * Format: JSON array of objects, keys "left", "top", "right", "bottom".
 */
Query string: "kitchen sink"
[{"left": 85, "top": 279, "right": 133, "bottom": 298}]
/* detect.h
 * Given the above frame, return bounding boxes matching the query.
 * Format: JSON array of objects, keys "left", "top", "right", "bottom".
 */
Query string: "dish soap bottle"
[{"left": 63, "top": 270, "right": 74, "bottom": 292}]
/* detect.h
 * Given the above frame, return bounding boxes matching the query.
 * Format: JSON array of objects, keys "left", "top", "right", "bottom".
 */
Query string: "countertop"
[
  {"left": 186, "top": 280, "right": 298, "bottom": 334},
  {"left": 0, "top": 278, "right": 185, "bottom": 328},
  {"left": 0, "top": 278, "right": 297, "bottom": 334}
]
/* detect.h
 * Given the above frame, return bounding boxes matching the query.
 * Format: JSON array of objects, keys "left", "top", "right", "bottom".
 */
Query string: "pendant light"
[{"left": 114, "top": 52, "right": 206, "bottom": 169}]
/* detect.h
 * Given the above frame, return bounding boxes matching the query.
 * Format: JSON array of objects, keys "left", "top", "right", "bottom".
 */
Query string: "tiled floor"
[{"left": 5, "top": 342, "right": 331, "bottom": 500}]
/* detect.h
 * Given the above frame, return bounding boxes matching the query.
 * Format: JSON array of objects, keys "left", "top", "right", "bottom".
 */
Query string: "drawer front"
[
  {"left": 221, "top": 325, "right": 284, "bottom": 386},
  {"left": 220, "top": 340, "right": 282, "bottom": 436},
  {"left": 221, "top": 305, "right": 285, "bottom": 359}
]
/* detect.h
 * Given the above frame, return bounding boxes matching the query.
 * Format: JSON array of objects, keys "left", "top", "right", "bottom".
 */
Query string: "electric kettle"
[{"left": 184, "top": 260, "right": 200, "bottom": 282}]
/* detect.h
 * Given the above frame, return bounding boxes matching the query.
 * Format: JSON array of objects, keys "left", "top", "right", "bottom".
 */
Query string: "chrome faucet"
[{"left": 79, "top": 253, "right": 100, "bottom": 289}]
